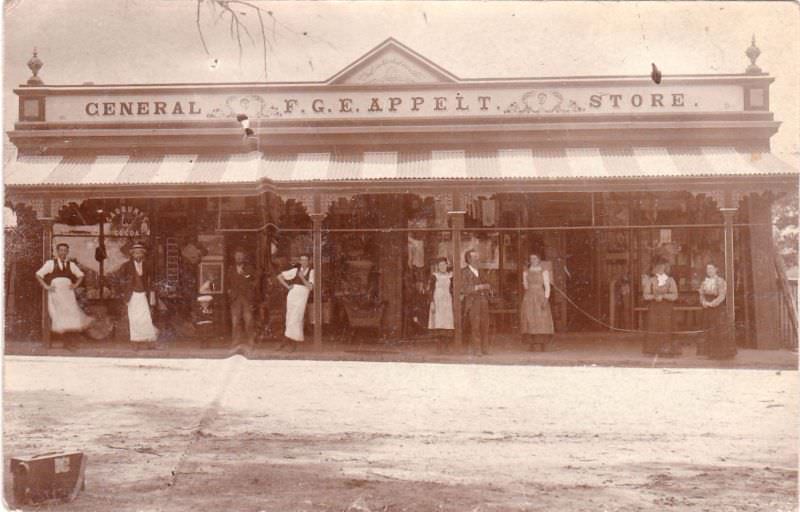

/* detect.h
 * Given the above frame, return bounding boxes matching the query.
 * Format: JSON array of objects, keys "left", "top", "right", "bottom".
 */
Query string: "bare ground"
[{"left": 3, "top": 356, "right": 797, "bottom": 511}]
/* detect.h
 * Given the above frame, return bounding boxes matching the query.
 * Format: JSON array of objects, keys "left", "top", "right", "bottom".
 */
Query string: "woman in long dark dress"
[
  {"left": 699, "top": 263, "right": 735, "bottom": 359},
  {"left": 642, "top": 260, "right": 679, "bottom": 356}
]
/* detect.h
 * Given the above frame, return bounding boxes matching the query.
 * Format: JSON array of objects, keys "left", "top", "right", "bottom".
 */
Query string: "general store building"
[{"left": 5, "top": 38, "right": 798, "bottom": 349}]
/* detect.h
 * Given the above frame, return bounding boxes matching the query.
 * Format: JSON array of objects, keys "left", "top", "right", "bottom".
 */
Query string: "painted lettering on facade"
[
  {"left": 84, "top": 101, "right": 202, "bottom": 117},
  {"left": 47, "top": 84, "right": 743, "bottom": 123},
  {"left": 81, "top": 92, "right": 693, "bottom": 118}
]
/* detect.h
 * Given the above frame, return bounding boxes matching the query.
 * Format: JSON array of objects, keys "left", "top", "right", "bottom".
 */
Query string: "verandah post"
[
  {"left": 40, "top": 199, "right": 54, "bottom": 345},
  {"left": 310, "top": 203, "right": 324, "bottom": 348},
  {"left": 721, "top": 190, "right": 738, "bottom": 355},
  {"left": 449, "top": 191, "right": 465, "bottom": 349}
]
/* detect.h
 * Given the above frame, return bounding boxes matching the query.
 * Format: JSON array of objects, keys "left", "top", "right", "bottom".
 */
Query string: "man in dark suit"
[
  {"left": 227, "top": 247, "right": 260, "bottom": 347},
  {"left": 462, "top": 249, "right": 491, "bottom": 355},
  {"left": 113, "top": 242, "right": 158, "bottom": 349}
]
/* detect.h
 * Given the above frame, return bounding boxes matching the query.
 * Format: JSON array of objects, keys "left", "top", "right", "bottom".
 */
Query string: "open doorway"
[{"left": 565, "top": 230, "right": 598, "bottom": 331}]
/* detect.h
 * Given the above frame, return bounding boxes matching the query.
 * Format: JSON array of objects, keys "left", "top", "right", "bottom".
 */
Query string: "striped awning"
[{"left": 4, "top": 147, "right": 797, "bottom": 187}]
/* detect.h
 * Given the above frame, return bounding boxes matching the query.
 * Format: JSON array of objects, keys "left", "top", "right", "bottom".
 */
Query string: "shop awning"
[{"left": 4, "top": 147, "right": 797, "bottom": 187}]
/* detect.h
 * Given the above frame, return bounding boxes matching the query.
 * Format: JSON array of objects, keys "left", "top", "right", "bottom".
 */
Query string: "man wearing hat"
[{"left": 114, "top": 242, "right": 158, "bottom": 348}]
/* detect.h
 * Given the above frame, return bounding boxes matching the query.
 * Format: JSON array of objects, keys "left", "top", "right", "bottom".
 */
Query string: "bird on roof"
[{"left": 651, "top": 63, "right": 662, "bottom": 85}]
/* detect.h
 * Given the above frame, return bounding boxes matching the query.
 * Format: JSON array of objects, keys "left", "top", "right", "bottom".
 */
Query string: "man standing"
[
  {"left": 115, "top": 242, "right": 158, "bottom": 349},
  {"left": 462, "top": 249, "right": 491, "bottom": 355},
  {"left": 226, "top": 247, "right": 260, "bottom": 349},
  {"left": 35, "top": 243, "right": 92, "bottom": 350}
]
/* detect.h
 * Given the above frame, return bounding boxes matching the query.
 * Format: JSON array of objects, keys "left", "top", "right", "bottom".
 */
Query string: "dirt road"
[{"left": 4, "top": 356, "right": 797, "bottom": 511}]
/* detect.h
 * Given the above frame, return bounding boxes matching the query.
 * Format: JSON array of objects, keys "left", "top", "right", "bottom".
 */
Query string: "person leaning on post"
[{"left": 276, "top": 254, "right": 314, "bottom": 353}]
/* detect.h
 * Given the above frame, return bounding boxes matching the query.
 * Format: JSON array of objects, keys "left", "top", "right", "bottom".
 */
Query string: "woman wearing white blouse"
[
  {"left": 520, "top": 254, "right": 554, "bottom": 351},
  {"left": 642, "top": 260, "right": 679, "bottom": 356}
]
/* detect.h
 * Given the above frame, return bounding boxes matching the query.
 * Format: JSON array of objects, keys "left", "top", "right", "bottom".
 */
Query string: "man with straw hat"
[{"left": 114, "top": 241, "right": 158, "bottom": 349}]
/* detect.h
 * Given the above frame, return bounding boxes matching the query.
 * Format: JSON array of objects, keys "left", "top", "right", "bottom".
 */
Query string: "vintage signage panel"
[{"left": 42, "top": 84, "right": 745, "bottom": 123}]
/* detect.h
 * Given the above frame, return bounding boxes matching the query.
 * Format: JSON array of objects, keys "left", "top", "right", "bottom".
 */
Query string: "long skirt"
[
  {"left": 128, "top": 292, "right": 158, "bottom": 342},
  {"left": 48, "top": 277, "right": 93, "bottom": 334},
  {"left": 285, "top": 285, "right": 311, "bottom": 342},
  {"left": 428, "top": 289, "right": 454, "bottom": 330},
  {"left": 643, "top": 301, "right": 679, "bottom": 356},
  {"left": 703, "top": 305, "right": 735, "bottom": 359},
  {"left": 520, "top": 289, "right": 554, "bottom": 335}
]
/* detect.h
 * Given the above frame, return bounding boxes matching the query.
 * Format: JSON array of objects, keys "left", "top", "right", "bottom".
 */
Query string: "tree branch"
[
  {"left": 195, "top": 0, "right": 211, "bottom": 57},
  {"left": 196, "top": 0, "right": 273, "bottom": 80}
]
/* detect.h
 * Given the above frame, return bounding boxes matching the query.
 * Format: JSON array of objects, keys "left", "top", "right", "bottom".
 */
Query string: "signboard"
[{"left": 41, "top": 84, "right": 745, "bottom": 123}]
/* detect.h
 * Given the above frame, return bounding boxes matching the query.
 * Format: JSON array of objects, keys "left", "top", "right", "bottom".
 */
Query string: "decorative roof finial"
[
  {"left": 745, "top": 35, "right": 762, "bottom": 74},
  {"left": 26, "top": 48, "right": 43, "bottom": 85}
]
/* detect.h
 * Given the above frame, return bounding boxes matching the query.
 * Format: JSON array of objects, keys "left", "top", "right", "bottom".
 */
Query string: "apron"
[
  {"left": 428, "top": 272, "right": 454, "bottom": 330},
  {"left": 48, "top": 277, "right": 93, "bottom": 333},
  {"left": 283, "top": 267, "right": 313, "bottom": 342},
  {"left": 128, "top": 292, "right": 158, "bottom": 342}
]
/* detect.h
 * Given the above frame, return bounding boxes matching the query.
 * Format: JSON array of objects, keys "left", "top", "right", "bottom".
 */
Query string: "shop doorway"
[{"left": 565, "top": 230, "right": 599, "bottom": 331}]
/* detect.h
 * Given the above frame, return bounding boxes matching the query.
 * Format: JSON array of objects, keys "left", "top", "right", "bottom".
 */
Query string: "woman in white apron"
[
  {"left": 35, "top": 243, "right": 93, "bottom": 349},
  {"left": 428, "top": 258, "right": 454, "bottom": 352},
  {"left": 276, "top": 254, "right": 314, "bottom": 352}
]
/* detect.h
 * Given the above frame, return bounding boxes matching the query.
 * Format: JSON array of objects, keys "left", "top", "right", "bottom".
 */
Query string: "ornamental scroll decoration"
[
  {"left": 320, "top": 193, "right": 354, "bottom": 215},
  {"left": 206, "top": 95, "right": 284, "bottom": 119},
  {"left": 282, "top": 192, "right": 314, "bottom": 215},
  {"left": 504, "top": 90, "right": 586, "bottom": 114}
]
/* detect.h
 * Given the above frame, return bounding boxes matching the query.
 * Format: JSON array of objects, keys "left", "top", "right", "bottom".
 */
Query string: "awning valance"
[{"left": 4, "top": 147, "right": 797, "bottom": 188}]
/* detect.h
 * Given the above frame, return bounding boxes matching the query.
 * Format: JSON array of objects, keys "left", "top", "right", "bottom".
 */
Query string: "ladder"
[{"left": 165, "top": 238, "right": 180, "bottom": 297}]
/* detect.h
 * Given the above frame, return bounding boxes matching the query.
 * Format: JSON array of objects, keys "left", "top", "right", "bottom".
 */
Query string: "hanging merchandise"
[
  {"left": 434, "top": 200, "right": 447, "bottom": 227},
  {"left": 466, "top": 197, "right": 478, "bottom": 222},
  {"left": 482, "top": 199, "right": 497, "bottom": 227},
  {"left": 407, "top": 236, "right": 425, "bottom": 268}
]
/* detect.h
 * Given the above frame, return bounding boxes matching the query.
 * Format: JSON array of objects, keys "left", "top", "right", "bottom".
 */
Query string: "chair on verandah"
[{"left": 340, "top": 298, "right": 387, "bottom": 347}]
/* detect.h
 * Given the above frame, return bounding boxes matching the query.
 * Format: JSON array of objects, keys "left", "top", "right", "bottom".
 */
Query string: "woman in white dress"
[
  {"left": 35, "top": 243, "right": 93, "bottom": 350},
  {"left": 276, "top": 254, "right": 314, "bottom": 352},
  {"left": 428, "top": 258, "right": 454, "bottom": 352}
]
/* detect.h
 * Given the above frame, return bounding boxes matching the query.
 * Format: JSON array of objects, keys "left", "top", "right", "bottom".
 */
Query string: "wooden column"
[
  {"left": 449, "top": 192, "right": 465, "bottom": 348},
  {"left": 745, "top": 193, "right": 782, "bottom": 348},
  {"left": 310, "top": 212, "right": 324, "bottom": 348},
  {"left": 721, "top": 206, "right": 737, "bottom": 347}
]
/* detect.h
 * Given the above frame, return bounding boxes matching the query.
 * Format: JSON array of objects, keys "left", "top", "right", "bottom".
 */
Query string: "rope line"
[{"left": 550, "top": 284, "right": 709, "bottom": 335}]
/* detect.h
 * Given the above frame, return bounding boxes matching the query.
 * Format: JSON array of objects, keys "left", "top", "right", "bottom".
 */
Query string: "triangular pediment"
[{"left": 327, "top": 38, "right": 460, "bottom": 85}]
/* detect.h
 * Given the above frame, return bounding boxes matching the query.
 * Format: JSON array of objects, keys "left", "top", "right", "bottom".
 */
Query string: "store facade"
[{"left": 5, "top": 38, "right": 798, "bottom": 349}]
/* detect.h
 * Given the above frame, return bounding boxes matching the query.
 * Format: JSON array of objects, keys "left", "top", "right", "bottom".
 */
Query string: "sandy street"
[{"left": 3, "top": 356, "right": 797, "bottom": 511}]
